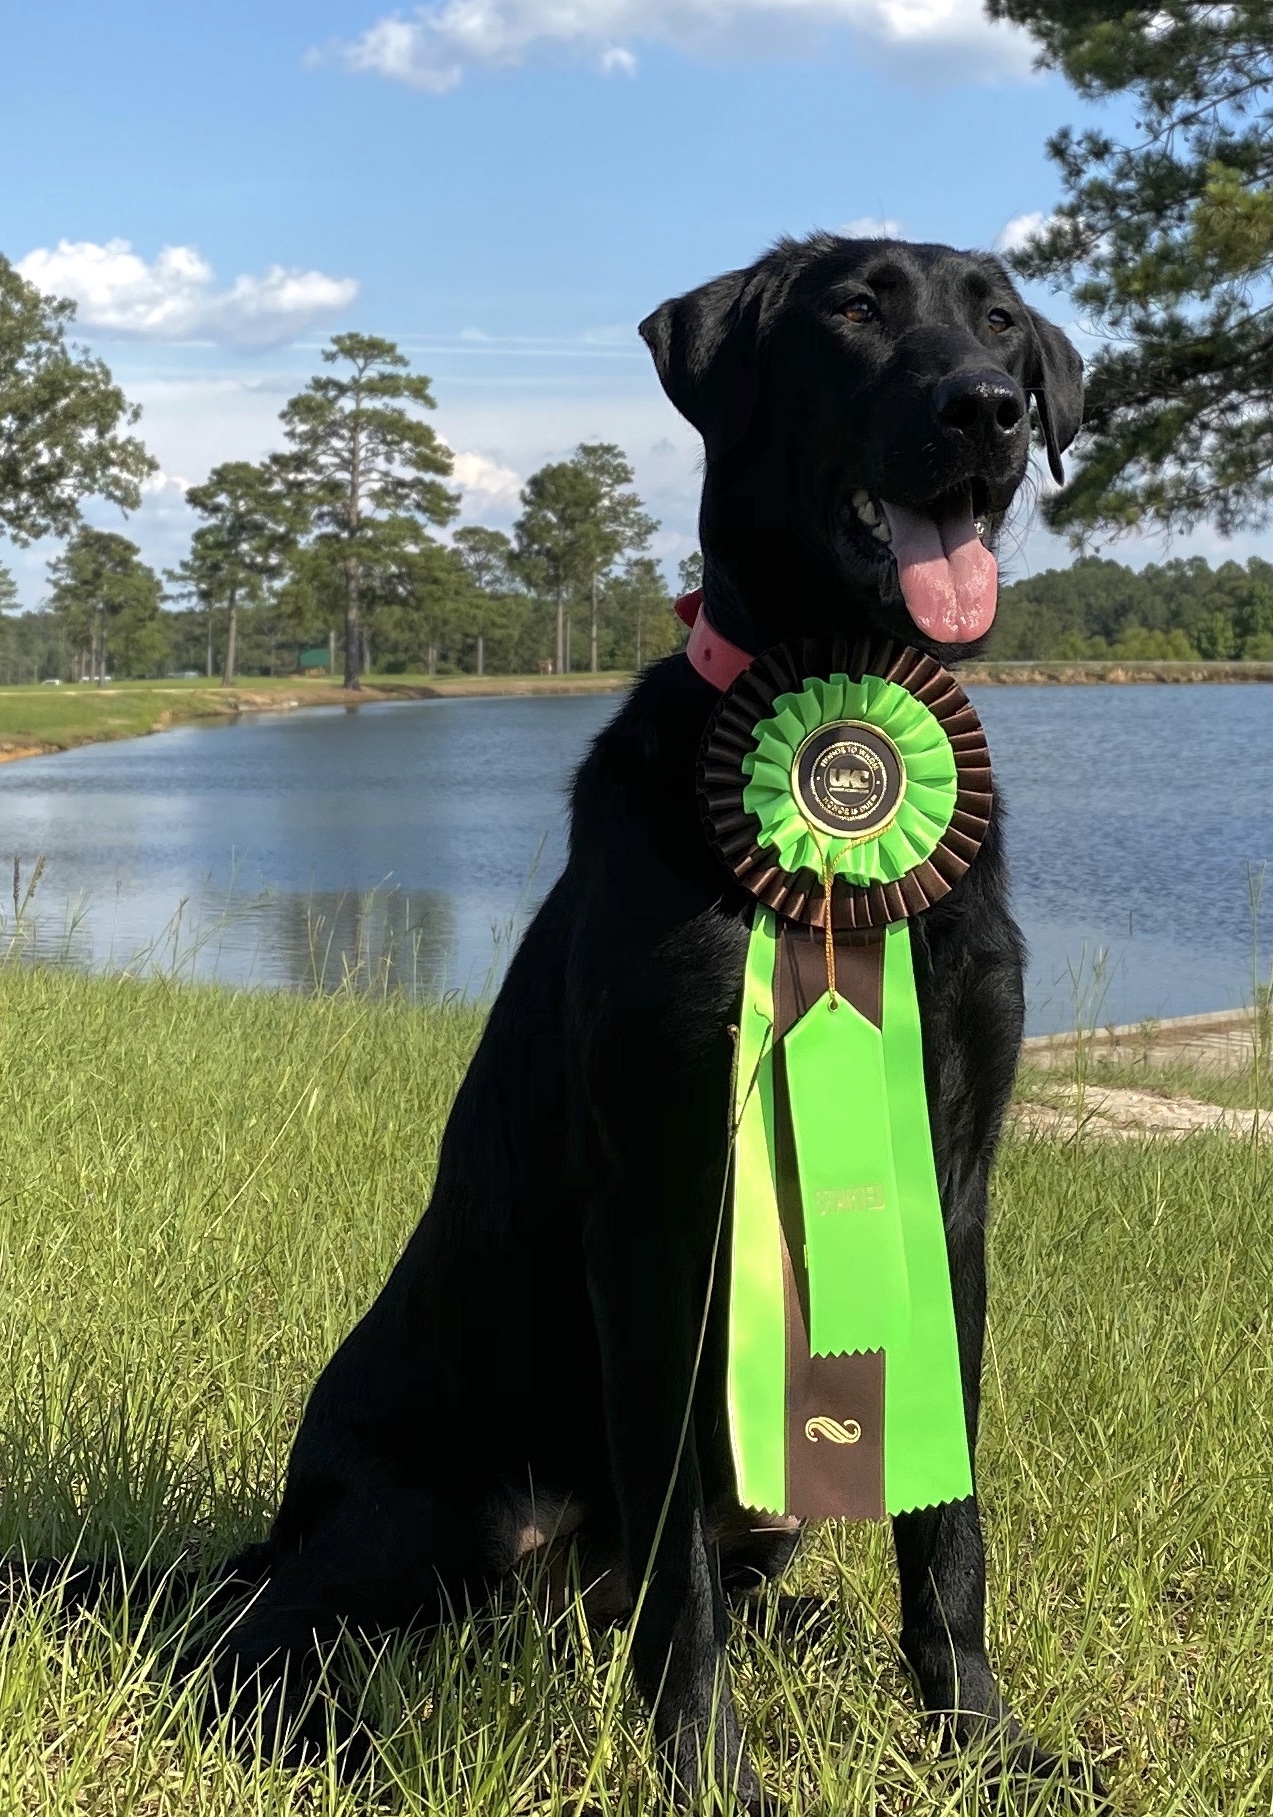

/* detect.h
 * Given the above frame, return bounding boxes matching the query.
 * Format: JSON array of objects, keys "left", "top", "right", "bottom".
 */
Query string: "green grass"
[
  {"left": 0, "top": 682, "right": 238, "bottom": 753},
  {"left": 0, "top": 678, "right": 370, "bottom": 757},
  {"left": 0, "top": 678, "right": 358, "bottom": 754},
  {"left": 1, "top": 967, "right": 1271, "bottom": 1813}
]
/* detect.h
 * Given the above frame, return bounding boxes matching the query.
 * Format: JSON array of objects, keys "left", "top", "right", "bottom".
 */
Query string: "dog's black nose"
[{"left": 932, "top": 371, "right": 1026, "bottom": 441}]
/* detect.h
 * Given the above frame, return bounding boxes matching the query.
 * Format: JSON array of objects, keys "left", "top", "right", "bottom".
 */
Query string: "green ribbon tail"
[
  {"left": 783, "top": 985, "right": 911, "bottom": 1357},
  {"left": 880, "top": 921, "right": 974, "bottom": 1515},
  {"left": 725, "top": 907, "right": 787, "bottom": 1516}
]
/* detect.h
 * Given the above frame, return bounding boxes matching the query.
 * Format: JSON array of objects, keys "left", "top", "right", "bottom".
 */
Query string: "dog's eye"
[
  {"left": 987, "top": 307, "right": 1014, "bottom": 333},
  {"left": 840, "top": 297, "right": 878, "bottom": 325}
]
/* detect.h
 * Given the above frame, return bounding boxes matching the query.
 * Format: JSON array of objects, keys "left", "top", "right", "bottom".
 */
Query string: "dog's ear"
[
  {"left": 1024, "top": 308, "right": 1084, "bottom": 485},
  {"left": 639, "top": 269, "right": 765, "bottom": 458}
]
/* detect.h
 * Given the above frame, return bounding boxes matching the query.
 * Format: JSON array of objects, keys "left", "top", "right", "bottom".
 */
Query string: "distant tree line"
[
  {"left": 8, "top": 245, "right": 1273, "bottom": 684},
  {"left": 992, "top": 555, "right": 1273, "bottom": 662},
  {"left": 0, "top": 255, "right": 686, "bottom": 685}
]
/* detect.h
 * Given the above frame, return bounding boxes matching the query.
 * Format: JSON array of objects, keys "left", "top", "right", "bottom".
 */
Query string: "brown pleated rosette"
[{"left": 698, "top": 634, "right": 992, "bottom": 932}]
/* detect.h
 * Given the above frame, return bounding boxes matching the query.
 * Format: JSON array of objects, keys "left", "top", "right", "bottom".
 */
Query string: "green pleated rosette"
[{"left": 742, "top": 673, "right": 958, "bottom": 886}]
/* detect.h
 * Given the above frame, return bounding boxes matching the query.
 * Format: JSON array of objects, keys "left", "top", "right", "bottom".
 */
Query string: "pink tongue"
[{"left": 879, "top": 497, "right": 998, "bottom": 644}]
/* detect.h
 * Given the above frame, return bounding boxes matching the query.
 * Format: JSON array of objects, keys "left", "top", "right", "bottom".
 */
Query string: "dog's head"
[{"left": 639, "top": 234, "right": 1082, "bottom": 656}]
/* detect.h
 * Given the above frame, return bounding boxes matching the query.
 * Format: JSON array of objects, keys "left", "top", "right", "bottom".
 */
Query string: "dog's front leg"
[
  {"left": 891, "top": 897, "right": 1020, "bottom": 1749},
  {"left": 891, "top": 1193, "right": 1005, "bottom": 1739},
  {"left": 896, "top": 922, "right": 1106, "bottom": 1802},
  {"left": 585, "top": 1202, "right": 764, "bottom": 1815},
  {"left": 892, "top": 1201, "right": 1100, "bottom": 1801}
]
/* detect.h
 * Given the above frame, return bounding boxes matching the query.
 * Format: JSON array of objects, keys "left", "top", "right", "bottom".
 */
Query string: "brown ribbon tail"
[
  {"left": 771, "top": 925, "right": 888, "bottom": 1522},
  {"left": 780, "top": 1211, "right": 886, "bottom": 1522}
]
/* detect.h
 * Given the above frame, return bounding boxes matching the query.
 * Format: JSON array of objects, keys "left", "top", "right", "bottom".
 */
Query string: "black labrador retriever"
[{"left": 214, "top": 233, "right": 1092, "bottom": 1807}]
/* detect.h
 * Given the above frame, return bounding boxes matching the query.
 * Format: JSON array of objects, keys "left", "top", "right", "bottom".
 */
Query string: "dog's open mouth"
[{"left": 850, "top": 482, "right": 997, "bottom": 646}]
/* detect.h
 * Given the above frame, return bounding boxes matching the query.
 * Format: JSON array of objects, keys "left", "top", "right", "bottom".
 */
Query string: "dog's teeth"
[
  {"left": 849, "top": 487, "right": 888, "bottom": 540},
  {"left": 974, "top": 517, "right": 988, "bottom": 537}
]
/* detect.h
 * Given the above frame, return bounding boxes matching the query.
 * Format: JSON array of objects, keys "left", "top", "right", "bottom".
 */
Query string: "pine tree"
[
  {"left": 279, "top": 335, "right": 457, "bottom": 689},
  {"left": 513, "top": 443, "right": 655, "bottom": 673},
  {"left": 183, "top": 460, "right": 299, "bottom": 685},
  {"left": 993, "top": 0, "right": 1273, "bottom": 538},
  {"left": 453, "top": 527, "right": 520, "bottom": 676},
  {"left": 48, "top": 528, "right": 166, "bottom": 680},
  {"left": 0, "top": 560, "right": 17, "bottom": 685}
]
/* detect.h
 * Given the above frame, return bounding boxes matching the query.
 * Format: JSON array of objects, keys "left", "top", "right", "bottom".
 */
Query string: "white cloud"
[
  {"left": 324, "top": 0, "right": 1034, "bottom": 93},
  {"left": 450, "top": 449, "right": 523, "bottom": 514},
  {"left": 140, "top": 468, "right": 193, "bottom": 499},
  {"left": 16, "top": 240, "right": 358, "bottom": 351},
  {"left": 839, "top": 215, "right": 903, "bottom": 238},
  {"left": 994, "top": 210, "right": 1050, "bottom": 255}
]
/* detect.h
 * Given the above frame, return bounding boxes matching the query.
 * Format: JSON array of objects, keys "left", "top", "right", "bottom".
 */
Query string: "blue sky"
[{"left": 1, "top": 0, "right": 1256, "bottom": 607}]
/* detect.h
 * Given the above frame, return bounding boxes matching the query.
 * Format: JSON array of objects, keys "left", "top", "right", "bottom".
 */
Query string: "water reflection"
[
  {"left": 263, "top": 887, "right": 465, "bottom": 998},
  {"left": 0, "top": 694, "right": 603, "bottom": 1001},
  {"left": 3, "top": 876, "right": 508, "bottom": 1001}
]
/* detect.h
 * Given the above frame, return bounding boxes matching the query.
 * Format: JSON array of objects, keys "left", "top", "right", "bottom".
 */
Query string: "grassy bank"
[
  {"left": 0, "top": 678, "right": 419, "bottom": 762},
  {"left": 0, "top": 681, "right": 233, "bottom": 759},
  {"left": 0, "top": 673, "right": 631, "bottom": 763},
  {"left": 1, "top": 968, "right": 1270, "bottom": 1813}
]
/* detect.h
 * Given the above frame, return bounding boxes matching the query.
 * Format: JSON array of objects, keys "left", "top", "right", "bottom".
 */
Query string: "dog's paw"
[
  {"left": 659, "top": 1714, "right": 776, "bottom": 1815},
  {"left": 195, "top": 1645, "right": 366, "bottom": 1777},
  {"left": 926, "top": 1701, "right": 1109, "bottom": 1814},
  {"left": 0, "top": 1555, "right": 109, "bottom": 1616},
  {"left": 736, "top": 1590, "right": 840, "bottom": 1653},
  {"left": 971, "top": 1728, "right": 1110, "bottom": 1814}
]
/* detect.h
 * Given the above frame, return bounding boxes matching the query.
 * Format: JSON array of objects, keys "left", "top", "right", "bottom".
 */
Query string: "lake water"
[{"left": 1, "top": 684, "right": 1270, "bottom": 1035}]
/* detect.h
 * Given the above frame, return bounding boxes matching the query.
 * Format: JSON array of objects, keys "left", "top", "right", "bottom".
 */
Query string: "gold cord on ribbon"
[{"left": 822, "top": 856, "right": 838, "bottom": 1009}]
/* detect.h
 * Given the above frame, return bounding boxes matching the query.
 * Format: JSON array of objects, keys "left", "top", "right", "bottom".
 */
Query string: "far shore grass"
[
  {"left": 1, "top": 963, "right": 1270, "bottom": 1812},
  {"left": 0, "top": 671, "right": 631, "bottom": 762}
]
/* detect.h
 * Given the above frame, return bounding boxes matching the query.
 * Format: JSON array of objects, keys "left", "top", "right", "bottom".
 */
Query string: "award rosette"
[{"left": 698, "top": 635, "right": 992, "bottom": 1521}]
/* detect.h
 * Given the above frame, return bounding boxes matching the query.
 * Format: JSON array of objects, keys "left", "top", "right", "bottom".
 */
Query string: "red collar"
[{"left": 674, "top": 588, "right": 754, "bottom": 693}]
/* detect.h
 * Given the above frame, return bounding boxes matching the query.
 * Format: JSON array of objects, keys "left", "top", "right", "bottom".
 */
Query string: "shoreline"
[
  {"left": 1023, "top": 1005, "right": 1260, "bottom": 1074},
  {"left": 0, "top": 672, "right": 628, "bottom": 766},
  {"left": 2, "top": 658, "right": 1271, "bottom": 768},
  {"left": 960, "top": 659, "right": 1273, "bottom": 685}
]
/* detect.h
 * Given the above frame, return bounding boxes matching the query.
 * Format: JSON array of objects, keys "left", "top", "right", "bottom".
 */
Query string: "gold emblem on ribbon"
[{"left": 804, "top": 1415, "right": 862, "bottom": 1445}]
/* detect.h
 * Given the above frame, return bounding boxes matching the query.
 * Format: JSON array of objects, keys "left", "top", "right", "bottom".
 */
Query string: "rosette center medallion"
[{"left": 792, "top": 721, "right": 904, "bottom": 839}]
